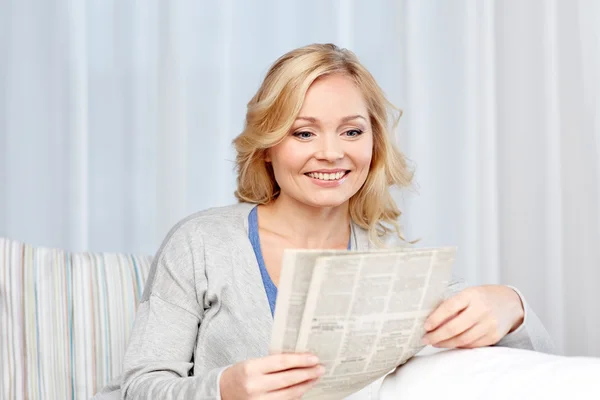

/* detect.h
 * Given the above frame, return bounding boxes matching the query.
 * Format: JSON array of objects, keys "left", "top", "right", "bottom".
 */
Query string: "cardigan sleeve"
[{"left": 121, "top": 222, "right": 228, "bottom": 400}]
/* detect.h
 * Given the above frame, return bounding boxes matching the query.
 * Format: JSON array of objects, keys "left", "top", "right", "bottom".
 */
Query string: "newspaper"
[{"left": 269, "top": 247, "right": 456, "bottom": 400}]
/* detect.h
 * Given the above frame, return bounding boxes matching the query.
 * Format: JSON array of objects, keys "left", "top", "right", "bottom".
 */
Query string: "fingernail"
[
  {"left": 308, "top": 355, "right": 320, "bottom": 364},
  {"left": 317, "top": 365, "right": 326, "bottom": 375},
  {"left": 422, "top": 337, "right": 430, "bottom": 345},
  {"left": 424, "top": 322, "right": 432, "bottom": 331}
]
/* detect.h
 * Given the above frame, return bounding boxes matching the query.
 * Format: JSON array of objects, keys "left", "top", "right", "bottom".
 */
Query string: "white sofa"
[
  {"left": 380, "top": 346, "right": 600, "bottom": 399},
  {"left": 4, "top": 236, "right": 600, "bottom": 400}
]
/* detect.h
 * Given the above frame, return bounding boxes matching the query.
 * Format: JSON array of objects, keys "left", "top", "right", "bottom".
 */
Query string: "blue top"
[
  {"left": 248, "top": 206, "right": 352, "bottom": 317},
  {"left": 248, "top": 207, "right": 279, "bottom": 316}
]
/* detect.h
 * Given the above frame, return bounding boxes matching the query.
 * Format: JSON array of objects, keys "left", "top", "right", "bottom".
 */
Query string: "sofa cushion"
[
  {"left": 0, "top": 237, "right": 152, "bottom": 400},
  {"left": 379, "top": 346, "right": 600, "bottom": 399}
]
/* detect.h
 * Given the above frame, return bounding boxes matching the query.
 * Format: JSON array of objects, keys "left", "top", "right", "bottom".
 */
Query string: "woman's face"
[{"left": 267, "top": 74, "right": 373, "bottom": 209}]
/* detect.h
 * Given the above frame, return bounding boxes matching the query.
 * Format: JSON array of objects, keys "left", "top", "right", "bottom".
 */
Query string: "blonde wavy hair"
[{"left": 233, "top": 43, "right": 413, "bottom": 244}]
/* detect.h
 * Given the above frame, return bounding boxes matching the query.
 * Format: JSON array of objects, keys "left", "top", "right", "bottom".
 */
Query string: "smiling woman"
[
  {"left": 93, "top": 43, "right": 555, "bottom": 400},
  {"left": 233, "top": 43, "right": 413, "bottom": 245},
  {"left": 264, "top": 74, "right": 375, "bottom": 212}
]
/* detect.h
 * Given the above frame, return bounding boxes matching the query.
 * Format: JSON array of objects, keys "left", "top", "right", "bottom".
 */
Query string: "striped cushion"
[{"left": 0, "top": 237, "right": 152, "bottom": 400}]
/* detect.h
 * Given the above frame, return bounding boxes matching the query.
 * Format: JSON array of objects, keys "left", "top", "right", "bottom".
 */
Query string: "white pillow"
[{"left": 379, "top": 346, "right": 600, "bottom": 400}]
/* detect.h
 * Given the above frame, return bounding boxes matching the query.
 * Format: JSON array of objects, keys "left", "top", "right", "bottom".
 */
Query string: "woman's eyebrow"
[
  {"left": 295, "top": 116, "right": 317, "bottom": 123},
  {"left": 295, "top": 115, "right": 367, "bottom": 123},
  {"left": 340, "top": 115, "right": 367, "bottom": 123}
]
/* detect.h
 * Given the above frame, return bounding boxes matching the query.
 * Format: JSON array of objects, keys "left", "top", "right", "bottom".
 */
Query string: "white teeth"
[{"left": 308, "top": 171, "right": 347, "bottom": 181}]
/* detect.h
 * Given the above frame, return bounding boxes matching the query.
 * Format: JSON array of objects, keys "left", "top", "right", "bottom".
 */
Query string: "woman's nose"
[{"left": 314, "top": 136, "right": 344, "bottom": 161}]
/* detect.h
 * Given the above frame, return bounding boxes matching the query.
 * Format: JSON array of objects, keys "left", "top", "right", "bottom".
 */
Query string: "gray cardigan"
[{"left": 94, "top": 202, "right": 555, "bottom": 400}]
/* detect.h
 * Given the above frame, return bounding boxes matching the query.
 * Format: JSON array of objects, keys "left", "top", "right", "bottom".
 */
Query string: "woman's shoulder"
[
  {"left": 188, "top": 202, "right": 256, "bottom": 223},
  {"left": 160, "top": 202, "right": 256, "bottom": 246}
]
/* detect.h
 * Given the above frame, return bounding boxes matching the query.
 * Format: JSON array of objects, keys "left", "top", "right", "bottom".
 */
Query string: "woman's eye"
[
  {"left": 293, "top": 131, "right": 315, "bottom": 139},
  {"left": 344, "top": 129, "right": 363, "bottom": 137}
]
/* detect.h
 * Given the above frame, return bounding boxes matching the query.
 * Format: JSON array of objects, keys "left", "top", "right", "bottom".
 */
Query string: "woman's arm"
[{"left": 121, "top": 223, "right": 227, "bottom": 399}]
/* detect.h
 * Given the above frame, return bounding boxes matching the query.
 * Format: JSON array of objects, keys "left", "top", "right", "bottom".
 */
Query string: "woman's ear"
[{"left": 265, "top": 149, "right": 271, "bottom": 163}]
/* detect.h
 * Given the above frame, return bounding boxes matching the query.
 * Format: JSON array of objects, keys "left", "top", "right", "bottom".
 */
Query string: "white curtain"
[{"left": 1, "top": 0, "right": 598, "bottom": 356}]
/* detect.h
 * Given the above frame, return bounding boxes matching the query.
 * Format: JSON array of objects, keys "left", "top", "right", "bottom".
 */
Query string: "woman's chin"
[
  {"left": 278, "top": 187, "right": 357, "bottom": 210},
  {"left": 301, "top": 195, "right": 352, "bottom": 210}
]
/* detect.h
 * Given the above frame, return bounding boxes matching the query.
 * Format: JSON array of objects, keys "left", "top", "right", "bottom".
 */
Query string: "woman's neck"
[{"left": 257, "top": 195, "right": 351, "bottom": 249}]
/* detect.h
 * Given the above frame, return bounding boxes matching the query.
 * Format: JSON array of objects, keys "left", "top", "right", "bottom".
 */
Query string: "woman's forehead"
[{"left": 296, "top": 75, "right": 369, "bottom": 122}]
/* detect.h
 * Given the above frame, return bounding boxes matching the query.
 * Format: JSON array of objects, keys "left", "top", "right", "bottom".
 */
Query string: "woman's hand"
[
  {"left": 219, "top": 353, "right": 325, "bottom": 400},
  {"left": 422, "top": 285, "right": 525, "bottom": 349}
]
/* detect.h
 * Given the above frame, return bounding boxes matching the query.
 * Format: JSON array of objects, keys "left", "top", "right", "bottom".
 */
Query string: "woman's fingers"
[
  {"left": 256, "top": 353, "right": 320, "bottom": 374},
  {"left": 431, "top": 320, "right": 493, "bottom": 348},
  {"left": 421, "top": 285, "right": 525, "bottom": 350},
  {"left": 462, "top": 332, "right": 498, "bottom": 349},
  {"left": 220, "top": 353, "right": 323, "bottom": 399},
  {"left": 424, "top": 290, "right": 471, "bottom": 333},
  {"left": 262, "top": 364, "right": 325, "bottom": 392},
  {"left": 268, "top": 377, "right": 320, "bottom": 400},
  {"left": 423, "top": 304, "right": 482, "bottom": 346}
]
